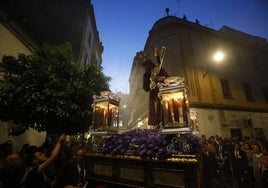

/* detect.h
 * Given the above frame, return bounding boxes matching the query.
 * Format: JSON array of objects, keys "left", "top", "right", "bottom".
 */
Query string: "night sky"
[{"left": 92, "top": 0, "right": 268, "bottom": 94}]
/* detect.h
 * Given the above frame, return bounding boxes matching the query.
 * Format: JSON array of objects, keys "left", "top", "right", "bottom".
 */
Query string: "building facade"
[
  {"left": 0, "top": 6, "right": 44, "bottom": 152},
  {"left": 0, "top": 0, "right": 103, "bottom": 67},
  {"left": 129, "top": 15, "right": 268, "bottom": 140}
]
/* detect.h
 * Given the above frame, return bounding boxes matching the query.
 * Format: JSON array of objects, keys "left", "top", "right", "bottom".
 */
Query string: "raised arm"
[{"left": 37, "top": 134, "right": 66, "bottom": 173}]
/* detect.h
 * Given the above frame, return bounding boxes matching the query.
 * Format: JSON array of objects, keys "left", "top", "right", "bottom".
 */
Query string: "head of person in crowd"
[
  {"left": 1, "top": 153, "right": 25, "bottom": 188},
  {"left": 243, "top": 142, "right": 252, "bottom": 151},
  {"left": 75, "top": 148, "right": 87, "bottom": 166},
  {"left": 26, "top": 146, "right": 48, "bottom": 166},
  {"left": 208, "top": 136, "right": 215, "bottom": 143},
  {"left": 42, "top": 136, "right": 55, "bottom": 156},
  {"left": 201, "top": 134, "right": 206, "bottom": 142},
  {"left": 19, "top": 143, "right": 30, "bottom": 160},
  {"left": 234, "top": 142, "right": 241, "bottom": 150},
  {"left": 203, "top": 143, "right": 216, "bottom": 154},
  {"left": 252, "top": 142, "right": 262, "bottom": 154},
  {"left": 218, "top": 138, "right": 224, "bottom": 146},
  {"left": 4, "top": 152, "right": 22, "bottom": 168},
  {"left": 223, "top": 138, "right": 231, "bottom": 146}
]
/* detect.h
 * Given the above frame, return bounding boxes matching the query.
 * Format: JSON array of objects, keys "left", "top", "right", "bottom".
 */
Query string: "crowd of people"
[
  {"left": 0, "top": 134, "right": 90, "bottom": 188},
  {"left": 200, "top": 135, "right": 268, "bottom": 188}
]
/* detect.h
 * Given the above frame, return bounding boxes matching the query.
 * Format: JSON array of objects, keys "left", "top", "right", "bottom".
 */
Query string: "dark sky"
[{"left": 92, "top": 0, "right": 268, "bottom": 94}]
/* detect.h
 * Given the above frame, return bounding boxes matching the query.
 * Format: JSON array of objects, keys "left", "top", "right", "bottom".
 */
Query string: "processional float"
[{"left": 87, "top": 47, "right": 202, "bottom": 188}]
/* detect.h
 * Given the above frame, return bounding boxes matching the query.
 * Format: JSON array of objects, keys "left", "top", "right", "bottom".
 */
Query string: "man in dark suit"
[
  {"left": 201, "top": 143, "right": 219, "bottom": 188},
  {"left": 55, "top": 148, "right": 89, "bottom": 188},
  {"left": 231, "top": 142, "right": 249, "bottom": 188},
  {"left": 216, "top": 139, "right": 234, "bottom": 186}
]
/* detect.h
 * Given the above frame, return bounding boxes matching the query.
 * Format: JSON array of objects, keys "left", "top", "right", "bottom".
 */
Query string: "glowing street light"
[
  {"left": 203, "top": 50, "right": 225, "bottom": 77},
  {"left": 213, "top": 51, "right": 224, "bottom": 63}
]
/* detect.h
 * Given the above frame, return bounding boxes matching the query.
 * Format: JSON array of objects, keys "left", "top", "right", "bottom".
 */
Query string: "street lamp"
[
  {"left": 203, "top": 50, "right": 225, "bottom": 77},
  {"left": 213, "top": 51, "right": 224, "bottom": 63}
]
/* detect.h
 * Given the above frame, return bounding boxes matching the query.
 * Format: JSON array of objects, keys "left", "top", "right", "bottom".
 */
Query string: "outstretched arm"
[{"left": 38, "top": 134, "right": 66, "bottom": 173}]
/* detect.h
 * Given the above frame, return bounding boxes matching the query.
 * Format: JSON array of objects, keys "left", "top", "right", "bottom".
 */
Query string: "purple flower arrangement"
[
  {"left": 180, "top": 133, "right": 203, "bottom": 153},
  {"left": 99, "top": 129, "right": 202, "bottom": 159}
]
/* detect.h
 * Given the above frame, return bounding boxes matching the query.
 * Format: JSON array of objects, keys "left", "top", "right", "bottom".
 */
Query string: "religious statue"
[{"left": 141, "top": 47, "right": 168, "bottom": 128}]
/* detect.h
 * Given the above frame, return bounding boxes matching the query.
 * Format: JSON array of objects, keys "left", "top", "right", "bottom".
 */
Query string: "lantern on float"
[
  {"left": 158, "top": 77, "right": 192, "bottom": 133},
  {"left": 92, "top": 91, "right": 120, "bottom": 131}
]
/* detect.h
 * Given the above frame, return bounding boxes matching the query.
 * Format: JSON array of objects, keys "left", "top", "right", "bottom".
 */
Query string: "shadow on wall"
[{"left": 0, "top": 121, "right": 46, "bottom": 153}]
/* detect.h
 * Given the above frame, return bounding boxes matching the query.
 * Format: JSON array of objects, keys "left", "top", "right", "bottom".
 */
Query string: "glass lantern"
[
  {"left": 92, "top": 91, "right": 120, "bottom": 131},
  {"left": 158, "top": 77, "right": 192, "bottom": 133}
]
